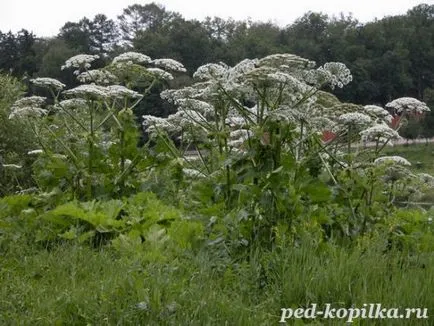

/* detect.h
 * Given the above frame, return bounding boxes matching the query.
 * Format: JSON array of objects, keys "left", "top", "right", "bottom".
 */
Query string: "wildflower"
[
  {"left": 418, "top": 173, "right": 434, "bottom": 185},
  {"left": 112, "top": 52, "right": 151, "bottom": 65},
  {"left": 146, "top": 68, "right": 174, "bottom": 81},
  {"left": 176, "top": 99, "right": 214, "bottom": 116},
  {"left": 320, "top": 62, "right": 353, "bottom": 89},
  {"left": 386, "top": 97, "right": 430, "bottom": 114},
  {"left": 63, "top": 84, "right": 108, "bottom": 99},
  {"left": 106, "top": 85, "right": 143, "bottom": 99},
  {"left": 228, "top": 129, "right": 252, "bottom": 147},
  {"left": 9, "top": 106, "right": 48, "bottom": 119},
  {"left": 360, "top": 124, "right": 401, "bottom": 142},
  {"left": 152, "top": 58, "right": 186, "bottom": 72},
  {"left": 193, "top": 63, "right": 227, "bottom": 80},
  {"left": 12, "top": 96, "right": 46, "bottom": 108},
  {"left": 258, "top": 53, "right": 315, "bottom": 70},
  {"left": 56, "top": 99, "right": 88, "bottom": 110},
  {"left": 77, "top": 69, "right": 118, "bottom": 85},
  {"left": 142, "top": 115, "right": 177, "bottom": 136},
  {"left": 31, "top": 77, "right": 66, "bottom": 90},
  {"left": 374, "top": 156, "right": 411, "bottom": 166},
  {"left": 337, "top": 112, "right": 371, "bottom": 127},
  {"left": 183, "top": 168, "right": 206, "bottom": 178},
  {"left": 61, "top": 54, "right": 99, "bottom": 70},
  {"left": 363, "top": 105, "right": 393, "bottom": 123}
]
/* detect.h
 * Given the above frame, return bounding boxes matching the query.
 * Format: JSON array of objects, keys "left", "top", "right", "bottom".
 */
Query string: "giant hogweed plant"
[
  {"left": 8, "top": 52, "right": 186, "bottom": 200},
  {"left": 142, "top": 53, "right": 432, "bottom": 247}
]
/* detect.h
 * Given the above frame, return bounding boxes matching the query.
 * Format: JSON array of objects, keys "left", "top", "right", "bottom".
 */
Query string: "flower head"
[
  {"left": 106, "top": 85, "right": 143, "bottom": 99},
  {"left": 374, "top": 156, "right": 411, "bottom": 166},
  {"left": 337, "top": 112, "right": 371, "bottom": 127},
  {"left": 386, "top": 97, "right": 430, "bottom": 114},
  {"left": 31, "top": 77, "right": 66, "bottom": 90},
  {"left": 147, "top": 68, "right": 174, "bottom": 81},
  {"left": 77, "top": 69, "right": 118, "bottom": 85},
  {"left": 112, "top": 52, "right": 151, "bottom": 65},
  {"left": 63, "top": 85, "right": 108, "bottom": 99},
  {"left": 360, "top": 124, "right": 401, "bottom": 142},
  {"left": 152, "top": 58, "right": 186, "bottom": 72},
  {"left": 61, "top": 54, "right": 99, "bottom": 70}
]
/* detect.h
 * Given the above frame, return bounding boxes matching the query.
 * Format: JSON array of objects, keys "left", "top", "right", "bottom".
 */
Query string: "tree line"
[{"left": 0, "top": 2, "right": 433, "bottom": 137}]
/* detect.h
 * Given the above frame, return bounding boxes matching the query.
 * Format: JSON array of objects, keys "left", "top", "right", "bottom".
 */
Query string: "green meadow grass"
[{"left": 1, "top": 237, "right": 432, "bottom": 325}]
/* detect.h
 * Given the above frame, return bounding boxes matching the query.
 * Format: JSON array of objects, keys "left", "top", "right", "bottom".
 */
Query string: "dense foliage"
[{"left": 0, "top": 3, "right": 433, "bottom": 324}]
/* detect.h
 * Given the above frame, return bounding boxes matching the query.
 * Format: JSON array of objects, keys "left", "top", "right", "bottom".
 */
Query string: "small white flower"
[
  {"left": 56, "top": 99, "right": 88, "bottom": 110},
  {"left": 152, "top": 58, "right": 186, "bottom": 72},
  {"left": 360, "top": 124, "right": 401, "bottom": 142},
  {"left": 386, "top": 97, "right": 430, "bottom": 114},
  {"left": 147, "top": 68, "right": 173, "bottom": 80},
  {"left": 193, "top": 63, "right": 227, "bottom": 80},
  {"left": 183, "top": 168, "right": 206, "bottom": 178},
  {"left": 106, "top": 85, "right": 143, "bottom": 99},
  {"left": 9, "top": 106, "right": 48, "bottom": 119},
  {"left": 363, "top": 105, "right": 393, "bottom": 123},
  {"left": 63, "top": 85, "right": 108, "bottom": 99},
  {"left": 31, "top": 77, "right": 66, "bottom": 90},
  {"left": 61, "top": 54, "right": 99, "bottom": 70},
  {"left": 12, "top": 96, "right": 46, "bottom": 108},
  {"left": 374, "top": 156, "right": 411, "bottom": 166},
  {"left": 418, "top": 173, "right": 434, "bottom": 185},
  {"left": 112, "top": 52, "right": 151, "bottom": 65},
  {"left": 337, "top": 112, "right": 371, "bottom": 127},
  {"left": 77, "top": 69, "right": 118, "bottom": 85}
]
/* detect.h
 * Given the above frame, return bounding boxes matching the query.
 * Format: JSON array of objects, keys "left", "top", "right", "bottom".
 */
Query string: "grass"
[
  {"left": 1, "top": 236, "right": 433, "bottom": 325},
  {"left": 384, "top": 142, "right": 434, "bottom": 175}
]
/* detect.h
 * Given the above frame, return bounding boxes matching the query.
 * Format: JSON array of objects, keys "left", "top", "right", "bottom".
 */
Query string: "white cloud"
[{"left": 0, "top": 0, "right": 425, "bottom": 37}]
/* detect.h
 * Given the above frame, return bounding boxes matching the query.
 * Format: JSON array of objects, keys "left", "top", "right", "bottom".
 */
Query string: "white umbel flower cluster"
[
  {"left": 418, "top": 173, "right": 434, "bottom": 185},
  {"left": 147, "top": 68, "right": 174, "bottom": 81},
  {"left": 363, "top": 105, "right": 393, "bottom": 124},
  {"left": 31, "top": 77, "right": 66, "bottom": 90},
  {"left": 337, "top": 112, "right": 371, "bottom": 127},
  {"left": 374, "top": 156, "right": 411, "bottom": 166},
  {"left": 320, "top": 62, "right": 353, "bottom": 89},
  {"left": 182, "top": 168, "right": 206, "bottom": 178},
  {"left": 360, "top": 124, "right": 401, "bottom": 142},
  {"left": 61, "top": 54, "right": 99, "bottom": 70},
  {"left": 112, "top": 52, "right": 151, "bottom": 65},
  {"left": 106, "top": 85, "right": 142, "bottom": 99},
  {"left": 63, "top": 85, "right": 108, "bottom": 98},
  {"left": 9, "top": 96, "right": 48, "bottom": 119},
  {"left": 77, "top": 69, "right": 118, "bottom": 85},
  {"left": 152, "top": 59, "right": 186, "bottom": 72},
  {"left": 56, "top": 98, "right": 88, "bottom": 110},
  {"left": 386, "top": 97, "right": 430, "bottom": 114},
  {"left": 193, "top": 63, "right": 227, "bottom": 80}
]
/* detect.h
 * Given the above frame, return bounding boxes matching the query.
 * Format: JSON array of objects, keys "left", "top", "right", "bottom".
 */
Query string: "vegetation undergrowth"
[{"left": 0, "top": 50, "right": 433, "bottom": 324}]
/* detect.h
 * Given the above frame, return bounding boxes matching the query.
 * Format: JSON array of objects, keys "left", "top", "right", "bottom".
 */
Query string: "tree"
[{"left": 118, "top": 3, "right": 180, "bottom": 43}]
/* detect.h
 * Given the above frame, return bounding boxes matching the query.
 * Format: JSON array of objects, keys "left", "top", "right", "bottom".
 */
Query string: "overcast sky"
[{"left": 0, "top": 0, "right": 428, "bottom": 37}]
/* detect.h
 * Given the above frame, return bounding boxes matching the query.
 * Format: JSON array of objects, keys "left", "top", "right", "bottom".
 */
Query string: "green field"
[{"left": 385, "top": 142, "right": 434, "bottom": 175}]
